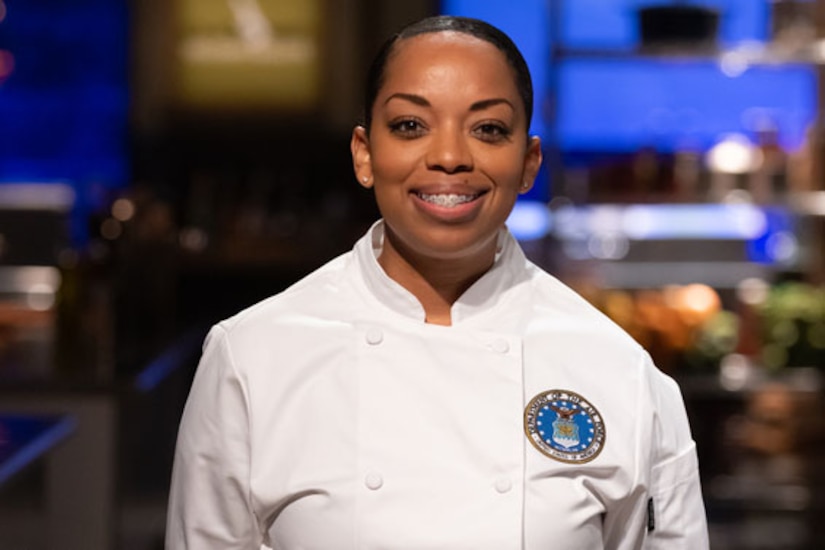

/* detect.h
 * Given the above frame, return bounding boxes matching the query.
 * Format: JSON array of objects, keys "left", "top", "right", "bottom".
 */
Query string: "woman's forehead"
[
  {"left": 379, "top": 32, "right": 520, "bottom": 100},
  {"left": 388, "top": 31, "right": 506, "bottom": 70}
]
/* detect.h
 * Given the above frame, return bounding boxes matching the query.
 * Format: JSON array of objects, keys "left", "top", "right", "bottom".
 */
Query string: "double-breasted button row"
[
  {"left": 364, "top": 328, "right": 511, "bottom": 355},
  {"left": 363, "top": 472, "right": 514, "bottom": 494}
]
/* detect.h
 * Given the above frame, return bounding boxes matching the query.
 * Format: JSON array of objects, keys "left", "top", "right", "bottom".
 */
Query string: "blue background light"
[
  {"left": 0, "top": 0, "right": 129, "bottom": 243},
  {"left": 557, "top": 60, "right": 816, "bottom": 152},
  {"left": 559, "top": 0, "right": 770, "bottom": 49}
]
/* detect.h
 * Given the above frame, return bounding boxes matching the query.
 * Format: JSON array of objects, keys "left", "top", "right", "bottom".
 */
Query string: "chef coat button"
[
  {"left": 365, "top": 472, "right": 384, "bottom": 490},
  {"left": 365, "top": 328, "right": 384, "bottom": 345},
  {"left": 494, "top": 477, "right": 512, "bottom": 494},
  {"left": 490, "top": 338, "right": 509, "bottom": 354}
]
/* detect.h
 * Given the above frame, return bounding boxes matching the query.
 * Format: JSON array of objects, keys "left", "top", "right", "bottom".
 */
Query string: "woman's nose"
[{"left": 426, "top": 126, "right": 473, "bottom": 173}]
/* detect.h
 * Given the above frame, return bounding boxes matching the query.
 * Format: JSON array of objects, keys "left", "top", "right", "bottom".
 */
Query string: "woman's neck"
[{"left": 377, "top": 230, "right": 497, "bottom": 326}]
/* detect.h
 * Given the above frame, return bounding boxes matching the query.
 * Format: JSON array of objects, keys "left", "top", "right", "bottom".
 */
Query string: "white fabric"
[{"left": 167, "top": 221, "right": 709, "bottom": 549}]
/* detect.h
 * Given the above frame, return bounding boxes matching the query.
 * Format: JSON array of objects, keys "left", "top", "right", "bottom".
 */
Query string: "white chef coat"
[{"left": 166, "top": 220, "right": 709, "bottom": 550}]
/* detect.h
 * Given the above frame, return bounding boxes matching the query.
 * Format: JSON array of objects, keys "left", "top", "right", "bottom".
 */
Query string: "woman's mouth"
[{"left": 416, "top": 192, "right": 481, "bottom": 208}]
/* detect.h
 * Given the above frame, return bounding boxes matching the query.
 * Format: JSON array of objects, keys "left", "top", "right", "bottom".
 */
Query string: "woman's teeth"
[{"left": 418, "top": 193, "right": 478, "bottom": 208}]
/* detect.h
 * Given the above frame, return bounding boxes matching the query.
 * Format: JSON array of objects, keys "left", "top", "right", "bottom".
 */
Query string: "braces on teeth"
[{"left": 419, "top": 193, "right": 476, "bottom": 207}]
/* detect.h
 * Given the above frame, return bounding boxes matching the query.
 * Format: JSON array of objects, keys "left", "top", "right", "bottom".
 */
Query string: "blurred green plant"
[
  {"left": 685, "top": 310, "right": 740, "bottom": 371},
  {"left": 757, "top": 282, "right": 825, "bottom": 370}
]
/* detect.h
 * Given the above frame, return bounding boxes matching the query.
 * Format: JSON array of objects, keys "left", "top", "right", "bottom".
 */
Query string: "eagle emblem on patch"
[{"left": 524, "top": 389, "right": 606, "bottom": 463}]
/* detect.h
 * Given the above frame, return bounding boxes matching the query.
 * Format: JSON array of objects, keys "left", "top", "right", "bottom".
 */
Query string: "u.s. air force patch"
[{"left": 524, "top": 389, "right": 606, "bottom": 464}]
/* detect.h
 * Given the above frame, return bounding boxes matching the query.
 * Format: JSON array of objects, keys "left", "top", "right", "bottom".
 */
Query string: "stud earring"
[{"left": 362, "top": 176, "right": 369, "bottom": 183}]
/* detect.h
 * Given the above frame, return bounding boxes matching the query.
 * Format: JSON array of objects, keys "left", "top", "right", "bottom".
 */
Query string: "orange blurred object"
[{"left": 670, "top": 283, "right": 722, "bottom": 327}]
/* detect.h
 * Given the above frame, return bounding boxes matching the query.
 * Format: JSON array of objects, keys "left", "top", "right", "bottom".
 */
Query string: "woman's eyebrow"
[
  {"left": 469, "top": 98, "right": 514, "bottom": 112},
  {"left": 384, "top": 92, "right": 429, "bottom": 107}
]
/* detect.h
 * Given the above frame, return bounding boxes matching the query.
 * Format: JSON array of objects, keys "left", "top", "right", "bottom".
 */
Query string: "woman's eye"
[
  {"left": 474, "top": 122, "right": 512, "bottom": 142},
  {"left": 389, "top": 119, "right": 426, "bottom": 137}
]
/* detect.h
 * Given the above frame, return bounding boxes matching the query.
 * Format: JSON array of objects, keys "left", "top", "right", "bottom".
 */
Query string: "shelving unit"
[{"left": 540, "top": 0, "right": 825, "bottom": 285}]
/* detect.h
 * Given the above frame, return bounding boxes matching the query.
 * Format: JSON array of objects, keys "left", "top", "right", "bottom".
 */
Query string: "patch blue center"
[{"left": 536, "top": 401, "right": 596, "bottom": 453}]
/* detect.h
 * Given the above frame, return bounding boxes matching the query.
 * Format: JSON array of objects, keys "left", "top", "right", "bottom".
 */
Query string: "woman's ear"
[
  {"left": 351, "top": 125, "right": 373, "bottom": 188},
  {"left": 519, "top": 135, "right": 543, "bottom": 194}
]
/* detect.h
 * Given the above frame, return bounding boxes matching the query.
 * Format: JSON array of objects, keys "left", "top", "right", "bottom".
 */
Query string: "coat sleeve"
[
  {"left": 643, "top": 355, "right": 709, "bottom": 549},
  {"left": 166, "top": 325, "right": 263, "bottom": 549}
]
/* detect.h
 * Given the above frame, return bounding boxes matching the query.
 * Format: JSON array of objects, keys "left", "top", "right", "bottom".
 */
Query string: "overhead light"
[{"left": 706, "top": 133, "right": 763, "bottom": 174}]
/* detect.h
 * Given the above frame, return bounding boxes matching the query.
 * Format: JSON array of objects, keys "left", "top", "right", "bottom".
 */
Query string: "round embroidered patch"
[{"left": 524, "top": 389, "right": 606, "bottom": 464}]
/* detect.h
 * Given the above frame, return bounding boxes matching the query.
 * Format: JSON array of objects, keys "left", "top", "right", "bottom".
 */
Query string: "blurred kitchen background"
[{"left": 1, "top": 0, "right": 824, "bottom": 548}]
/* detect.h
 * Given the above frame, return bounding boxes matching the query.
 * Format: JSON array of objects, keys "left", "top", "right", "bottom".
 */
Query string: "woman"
[{"left": 166, "top": 15, "right": 708, "bottom": 549}]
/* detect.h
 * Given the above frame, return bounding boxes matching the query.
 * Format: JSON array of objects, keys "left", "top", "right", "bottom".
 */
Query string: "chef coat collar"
[{"left": 355, "top": 220, "right": 528, "bottom": 325}]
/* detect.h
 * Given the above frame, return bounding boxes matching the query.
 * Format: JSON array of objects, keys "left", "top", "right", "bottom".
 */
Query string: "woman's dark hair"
[{"left": 362, "top": 15, "right": 533, "bottom": 133}]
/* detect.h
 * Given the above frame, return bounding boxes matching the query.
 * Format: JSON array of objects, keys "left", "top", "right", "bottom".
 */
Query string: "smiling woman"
[
  {"left": 351, "top": 28, "right": 541, "bottom": 324},
  {"left": 167, "top": 15, "right": 709, "bottom": 550}
]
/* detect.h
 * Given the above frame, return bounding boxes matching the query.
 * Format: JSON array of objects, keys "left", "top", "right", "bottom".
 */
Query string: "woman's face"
[{"left": 351, "top": 31, "right": 542, "bottom": 263}]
